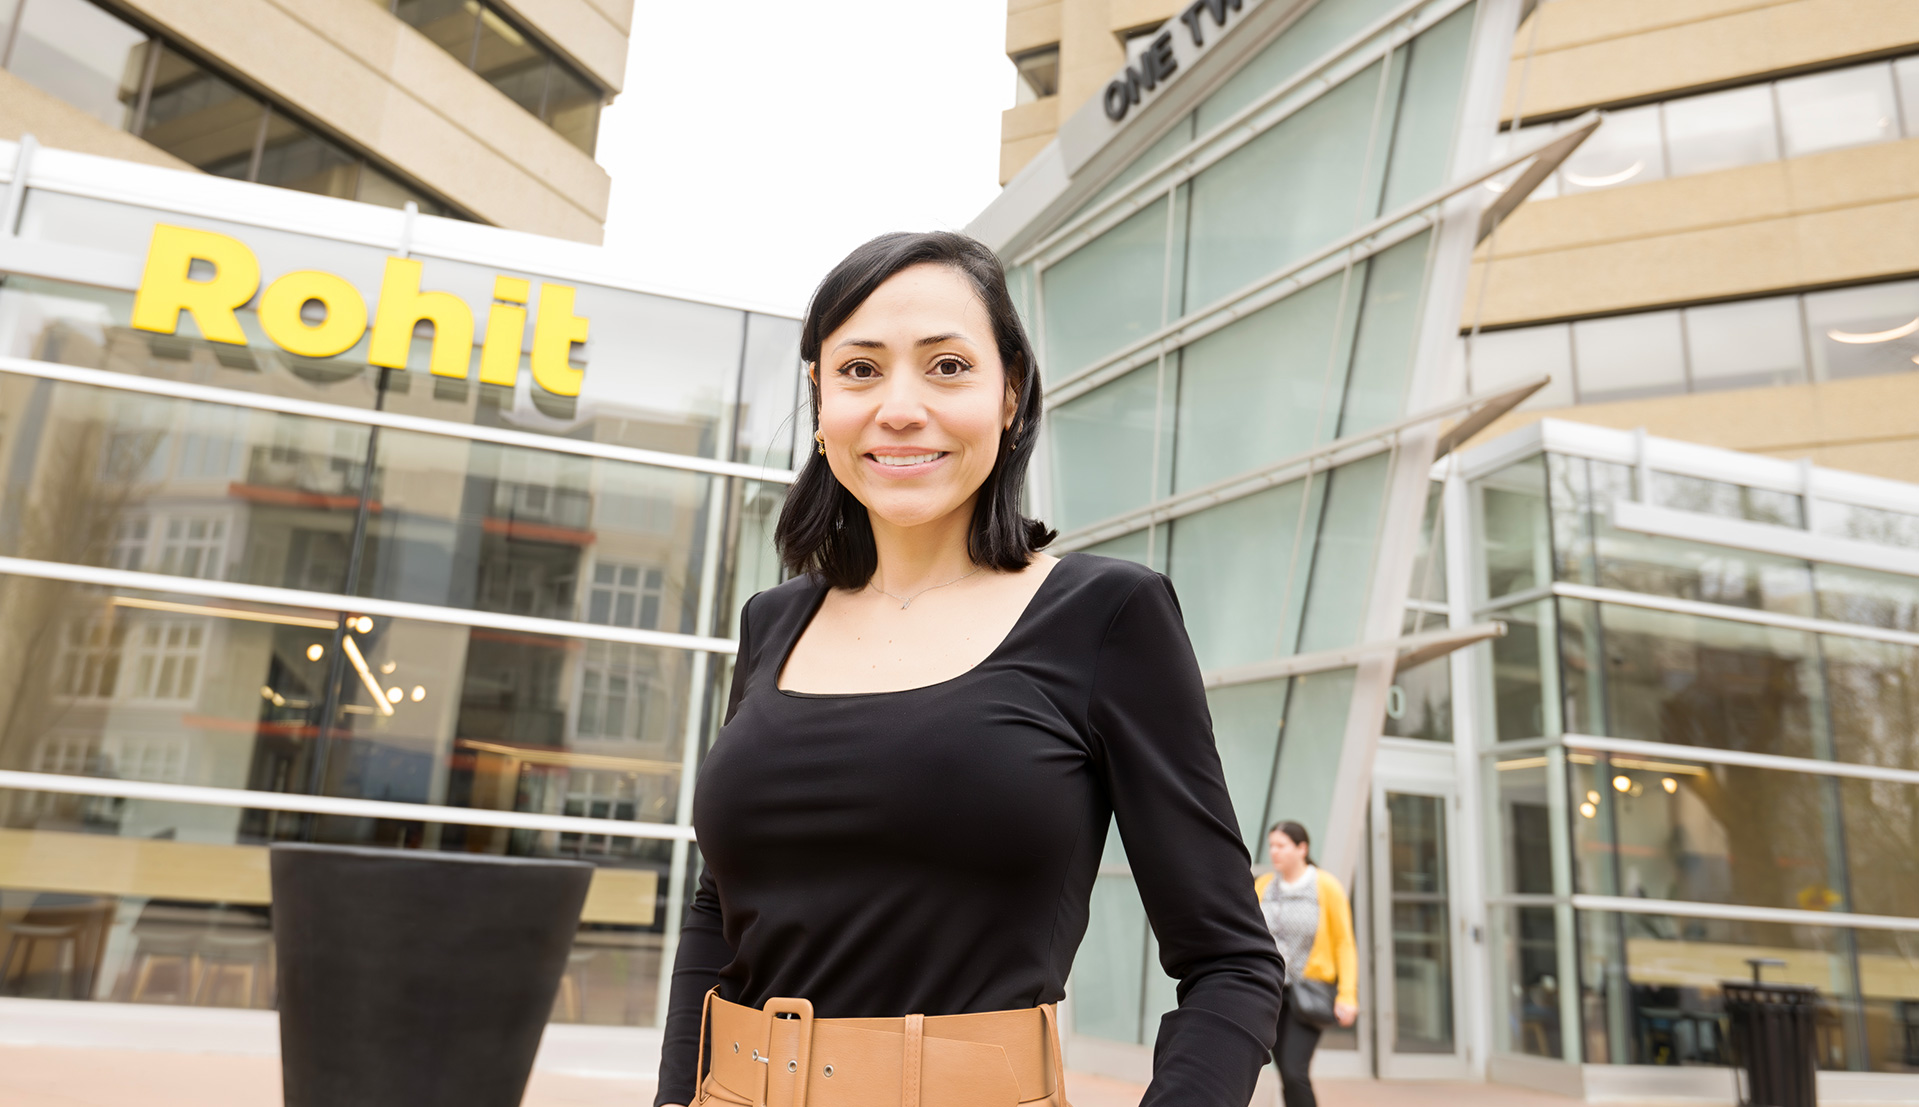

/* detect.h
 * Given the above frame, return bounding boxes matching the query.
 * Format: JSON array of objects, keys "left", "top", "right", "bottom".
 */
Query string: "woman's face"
[
  {"left": 1269, "top": 830, "right": 1308, "bottom": 871},
  {"left": 814, "top": 263, "right": 1016, "bottom": 533}
]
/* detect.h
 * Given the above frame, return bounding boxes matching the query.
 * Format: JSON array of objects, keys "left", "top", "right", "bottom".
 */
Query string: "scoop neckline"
[{"left": 773, "top": 553, "right": 1076, "bottom": 700}]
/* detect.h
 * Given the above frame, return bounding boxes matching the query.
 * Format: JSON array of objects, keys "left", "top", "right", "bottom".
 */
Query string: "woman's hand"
[{"left": 1335, "top": 1002, "right": 1358, "bottom": 1027}]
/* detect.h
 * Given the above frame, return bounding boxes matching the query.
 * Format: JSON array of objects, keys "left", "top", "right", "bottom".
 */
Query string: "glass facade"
[
  {"left": 0, "top": 0, "right": 467, "bottom": 217},
  {"left": 387, "top": 0, "right": 604, "bottom": 153},
  {"left": 991, "top": 0, "right": 1508, "bottom": 1058},
  {"left": 0, "top": 140, "right": 802, "bottom": 1028},
  {"left": 1462, "top": 423, "right": 1919, "bottom": 1078}
]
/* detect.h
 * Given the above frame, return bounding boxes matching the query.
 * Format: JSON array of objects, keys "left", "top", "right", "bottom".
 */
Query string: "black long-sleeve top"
[{"left": 655, "top": 553, "right": 1283, "bottom": 1106}]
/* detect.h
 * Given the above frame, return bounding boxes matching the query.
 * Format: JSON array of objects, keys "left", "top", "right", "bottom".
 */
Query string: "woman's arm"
[
  {"left": 1090, "top": 573, "right": 1285, "bottom": 1107},
  {"left": 652, "top": 869, "right": 732, "bottom": 1107},
  {"left": 1325, "top": 876, "right": 1360, "bottom": 1010}
]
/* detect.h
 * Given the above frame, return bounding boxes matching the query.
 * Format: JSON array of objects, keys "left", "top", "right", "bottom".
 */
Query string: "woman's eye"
[
  {"left": 932, "top": 358, "right": 969, "bottom": 378},
  {"left": 840, "top": 362, "right": 878, "bottom": 380}
]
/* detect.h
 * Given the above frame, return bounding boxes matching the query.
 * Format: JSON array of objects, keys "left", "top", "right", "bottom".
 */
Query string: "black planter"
[{"left": 269, "top": 843, "right": 594, "bottom": 1107}]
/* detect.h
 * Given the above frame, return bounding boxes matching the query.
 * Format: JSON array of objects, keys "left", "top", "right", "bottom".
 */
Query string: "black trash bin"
[
  {"left": 1724, "top": 959, "right": 1819, "bottom": 1107},
  {"left": 269, "top": 843, "right": 594, "bottom": 1107}
]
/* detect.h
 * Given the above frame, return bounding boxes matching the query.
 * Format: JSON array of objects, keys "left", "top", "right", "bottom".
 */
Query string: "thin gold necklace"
[{"left": 868, "top": 565, "right": 983, "bottom": 609}]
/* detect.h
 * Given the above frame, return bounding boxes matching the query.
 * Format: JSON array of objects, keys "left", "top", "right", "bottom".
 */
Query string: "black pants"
[{"left": 1273, "top": 993, "right": 1324, "bottom": 1107}]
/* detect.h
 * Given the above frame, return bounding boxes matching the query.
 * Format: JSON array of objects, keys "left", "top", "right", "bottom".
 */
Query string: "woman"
[
  {"left": 1252, "top": 821, "right": 1358, "bottom": 1107},
  {"left": 655, "top": 232, "right": 1283, "bottom": 1107}
]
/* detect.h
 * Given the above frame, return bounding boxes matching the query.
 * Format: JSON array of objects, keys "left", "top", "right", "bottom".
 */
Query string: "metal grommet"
[
  {"left": 732, "top": 1042, "right": 739, "bottom": 1053},
  {"left": 823, "top": 1065, "right": 835, "bottom": 1078},
  {"left": 787, "top": 1060, "right": 798, "bottom": 1073}
]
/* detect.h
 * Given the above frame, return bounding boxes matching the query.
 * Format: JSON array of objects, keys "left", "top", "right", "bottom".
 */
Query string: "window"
[
  {"left": 156, "top": 516, "right": 228, "bottom": 579},
  {"left": 124, "top": 617, "right": 207, "bottom": 701},
  {"left": 389, "top": 0, "right": 603, "bottom": 154},
  {"left": 1661, "top": 84, "right": 1778, "bottom": 177},
  {"left": 1571, "top": 310, "right": 1686, "bottom": 403},
  {"left": 1559, "top": 103, "right": 1664, "bottom": 193},
  {"left": 1682, "top": 296, "right": 1806, "bottom": 392},
  {"left": 110, "top": 518, "right": 149, "bottom": 571},
  {"left": 1466, "top": 325, "right": 1576, "bottom": 409},
  {"left": 1776, "top": 63, "right": 1900, "bottom": 158},
  {"left": 1804, "top": 280, "right": 1919, "bottom": 382},
  {"left": 56, "top": 613, "right": 125, "bottom": 700},
  {"left": 586, "top": 562, "right": 664, "bottom": 630},
  {"left": 1013, "top": 46, "right": 1059, "bottom": 104},
  {"left": 0, "top": 0, "right": 464, "bottom": 217},
  {"left": 576, "top": 642, "right": 657, "bottom": 741}
]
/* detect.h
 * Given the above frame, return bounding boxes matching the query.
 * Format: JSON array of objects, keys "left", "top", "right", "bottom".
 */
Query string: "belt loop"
[
  {"left": 695, "top": 986, "right": 719, "bottom": 1097},
  {"left": 760, "top": 997, "right": 815, "bottom": 1107},
  {"left": 901, "top": 1013, "right": 924, "bottom": 1107}
]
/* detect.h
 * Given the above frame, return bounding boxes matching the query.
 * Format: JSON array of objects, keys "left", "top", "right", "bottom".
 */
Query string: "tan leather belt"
[{"left": 694, "top": 989, "right": 1067, "bottom": 1107}]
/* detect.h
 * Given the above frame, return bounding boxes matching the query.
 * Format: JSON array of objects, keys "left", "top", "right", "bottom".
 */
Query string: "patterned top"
[{"left": 1261, "top": 866, "right": 1320, "bottom": 985}]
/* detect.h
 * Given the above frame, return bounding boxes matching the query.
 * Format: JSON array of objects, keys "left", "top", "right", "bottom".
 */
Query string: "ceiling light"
[
  {"left": 1662, "top": 777, "right": 1678, "bottom": 794},
  {"left": 410, "top": 685, "right": 426, "bottom": 702},
  {"left": 385, "top": 686, "right": 403, "bottom": 704},
  {"left": 380, "top": 661, "right": 397, "bottom": 674},
  {"left": 352, "top": 616, "right": 374, "bottom": 634},
  {"left": 340, "top": 635, "right": 394, "bottom": 717},
  {"left": 1586, "top": 790, "right": 1601, "bottom": 805},
  {"left": 260, "top": 686, "right": 275, "bottom": 700},
  {"left": 1579, "top": 802, "right": 1597, "bottom": 819},
  {"left": 1563, "top": 160, "right": 1643, "bottom": 188},
  {"left": 1612, "top": 775, "right": 1632, "bottom": 792},
  {"left": 306, "top": 644, "right": 325, "bottom": 661},
  {"left": 114, "top": 595, "right": 333, "bottom": 629},
  {"left": 1827, "top": 316, "right": 1919, "bottom": 344}
]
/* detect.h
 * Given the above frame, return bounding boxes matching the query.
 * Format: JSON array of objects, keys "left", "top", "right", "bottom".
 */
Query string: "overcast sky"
[{"left": 594, "top": 1, "right": 1017, "bottom": 316}]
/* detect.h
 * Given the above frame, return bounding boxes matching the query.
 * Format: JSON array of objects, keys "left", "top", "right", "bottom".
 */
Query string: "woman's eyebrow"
[
  {"left": 915, "top": 332, "right": 967, "bottom": 348},
  {"left": 831, "top": 337, "right": 886, "bottom": 351}
]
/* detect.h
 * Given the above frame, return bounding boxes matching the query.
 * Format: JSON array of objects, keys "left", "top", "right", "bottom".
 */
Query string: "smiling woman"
[{"left": 653, "top": 233, "right": 1284, "bottom": 1107}]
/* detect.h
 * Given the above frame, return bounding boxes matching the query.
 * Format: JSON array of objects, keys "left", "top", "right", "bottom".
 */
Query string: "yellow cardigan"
[{"left": 1252, "top": 867, "right": 1359, "bottom": 1007}]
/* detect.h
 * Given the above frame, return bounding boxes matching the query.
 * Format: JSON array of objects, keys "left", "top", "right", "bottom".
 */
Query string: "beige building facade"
[{"left": 0, "top": 0, "right": 627, "bottom": 242}]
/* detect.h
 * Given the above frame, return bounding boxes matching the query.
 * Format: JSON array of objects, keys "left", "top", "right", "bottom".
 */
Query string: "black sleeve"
[
  {"left": 1089, "top": 573, "right": 1285, "bottom": 1107},
  {"left": 654, "top": 599, "right": 753, "bottom": 1106}
]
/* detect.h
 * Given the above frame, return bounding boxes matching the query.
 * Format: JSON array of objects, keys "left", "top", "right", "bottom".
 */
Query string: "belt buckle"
[{"left": 756, "top": 996, "right": 815, "bottom": 1107}]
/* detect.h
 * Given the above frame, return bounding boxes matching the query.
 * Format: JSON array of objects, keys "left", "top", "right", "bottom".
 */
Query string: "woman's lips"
[{"left": 863, "top": 450, "right": 950, "bottom": 477}]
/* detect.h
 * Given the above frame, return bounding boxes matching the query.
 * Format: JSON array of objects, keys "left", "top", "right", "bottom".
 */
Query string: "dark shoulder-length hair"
[{"left": 775, "top": 231, "right": 1055, "bottom": 589}]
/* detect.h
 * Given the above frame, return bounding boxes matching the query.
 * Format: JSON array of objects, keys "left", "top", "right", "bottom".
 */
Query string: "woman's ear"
[{"left": 807, "top": 362, "right": 820, "bottom": 387}]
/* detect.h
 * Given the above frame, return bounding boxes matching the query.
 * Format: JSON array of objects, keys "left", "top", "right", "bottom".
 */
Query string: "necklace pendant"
[{"left": 899, "top": 599, "right": 912, "bottom": 610}]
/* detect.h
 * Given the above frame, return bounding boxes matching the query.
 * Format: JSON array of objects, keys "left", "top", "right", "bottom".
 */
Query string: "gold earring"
[{"left": 815, "top": 431, "right": 826, "bottom": 456}]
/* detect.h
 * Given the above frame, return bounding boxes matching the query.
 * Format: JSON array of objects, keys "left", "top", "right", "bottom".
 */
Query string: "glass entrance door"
[{"left": 1370, "top": 788, "right": 1468, "bottom": 1078}]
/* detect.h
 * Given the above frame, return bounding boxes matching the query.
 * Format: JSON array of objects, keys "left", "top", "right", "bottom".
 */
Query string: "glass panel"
[
  {"left": 1577, "top": 910, "right": 1856, "bottom": 1070},
  {"left": 1050, "top": 363, "right": 1162, "bottom": 531},
  {"left": 1649, "top": 471, "right": 1803, "bottom": 526},
  {"left": 1206, "top": 678, "right": 1290, "bottom": 852},
  {"left": 1407, "top": 483, "right": 1446, "bottom": 603},
  {"left": 0, "top": 798, "right": 668, "bottom": 1024},
  {"left": 1855, "top": 930, "right": 1919, "bottom": 1074},
  {"left": 1494, "top": 754, "right": 1553, "bottom": 894},
  {"left": 1805, "top": 280, "right": 1919, "bottom": 382},
  {"left": 1776, "top": 63, "right": 1900, "bottom": 158},
  {"left": 1661, "top": 85, "right": 1780, "bottom": 177},
  {"left": 137, "top": 44, "right": 266, "bottom": 180},
  {"left": 1466, "top": 324, "right": 1576, "bottom": 410},
  {"left": 1173, "top": 271, "right": 1354, "bottom": 493},
  {"left": 1817, "top": 563, "right": 1919, "bottom": 633},
  {"left": 1296, "top": 453, "right": 1390, "bottom": 652},
  {"left": 1683, "top": 297, "right": 1807, "bottom": 392},
  {"left": 1581, "top": 753, "right": 1847, "bottom": 913},
  {"left": 254, "top": 112, "right": 360, "bottom": 199},
  {"left": 1185, "top": 64, "right": 1384, "bottom": 309},
  {"left": 1040, "top": 198, "right": 1167, "bottom": 375},
  {"left": 0, "top": 573, "right": 698, "bottom": 826},
  {"left": 1567, "top": 747, "right": 1618, "bottom": 896},
  {"left": 1824, "top": 635, "right": 1919, "bottom": 772},
  {"left": 473, "top": 4, "right": 547, "bottom": 117},
  {"left": 735, "top": 313, "right": 802, "bottom": 468},
  {"left": 1816, "top": 502, "right": 1919, "bottom": 551},
  {"left": 1899, "top": 57, "right": 1919, "bottom": 138},
  {"left": 1491, "top": 601, "right": 1554, "bottom": 743},
  {"left": 1545, "top": 453, "right": 1601, "bottom": 587},
  {"left": 357, "top": 428, "right": 712, "bottom": 628},
  {"left": 1561, "top": 104, "right": 1665, "bottom": 193},
  {"left": 1194, "top": 0, "right": 1404, "bottom": 132},
  {"left": 5, "top": 0, "right": 150, "bottom": 127},
  {"left": 1384, "top": 615, "right": 1451, "bottom": 743},
  {"left": 1081, "top": 114, "right": 1193, "bottom": 213},
  {"left": 1571, "top": 310, "right": 1686, "bottom": 403},
  {"left": 1080, "top": 528, "right": 1154, "bottom": 569},
  {"left": 392, "top": 0, "right": 478, "bottom": 65},
  {"left": 1387, "top": 793, "right": 1453, "bottom": 1054},
  {"left": 1166, "top": 477, "right": 1322, "bottom": 670},
  {"left": 1377, "top": 6, "right": 1475, "bottom": 211},
  {"left": 1337, "top": 231, "right": 1432, "bottom": 436},
  {"left": 1264, "top": 668, "right": 1356, "bottom": 844},
  {"left": 0, "top": 371, "right": 368, "bottom": 591},
  {"left": 356, "top": 164, "right": 450, "bottom": 216},
  {"left": 1477, "top": 454, "right": 1548, "bottom": 602},
  {"left": 540, "top": 60, "right": 601, "bottom": 155},
  {"left": 1495, "top": 905, "right": 1564, "bottom": 1058},
  {"left": 1071, "top": 874, "right": 1148, "bottom": 1044},
  {"left": 1581, "top": 603, "right": 1826, "bottom": 759},
  {"left": 1838, "top": 776, "right": 1919, "bottom": 919}
]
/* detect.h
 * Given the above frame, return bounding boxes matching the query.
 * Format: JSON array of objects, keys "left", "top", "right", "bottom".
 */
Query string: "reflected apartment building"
[
  {"left": 986, "top": 0, "right": 1919, "bottom": 1100},
  {"left": 0, "top": 145, "right": 802, "bottom": 1037}
]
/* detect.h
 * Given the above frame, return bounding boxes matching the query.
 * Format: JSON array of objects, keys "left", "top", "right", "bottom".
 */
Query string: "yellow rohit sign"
[{"left": 129, "top": 224, "right": 589, "bottom": 397}]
